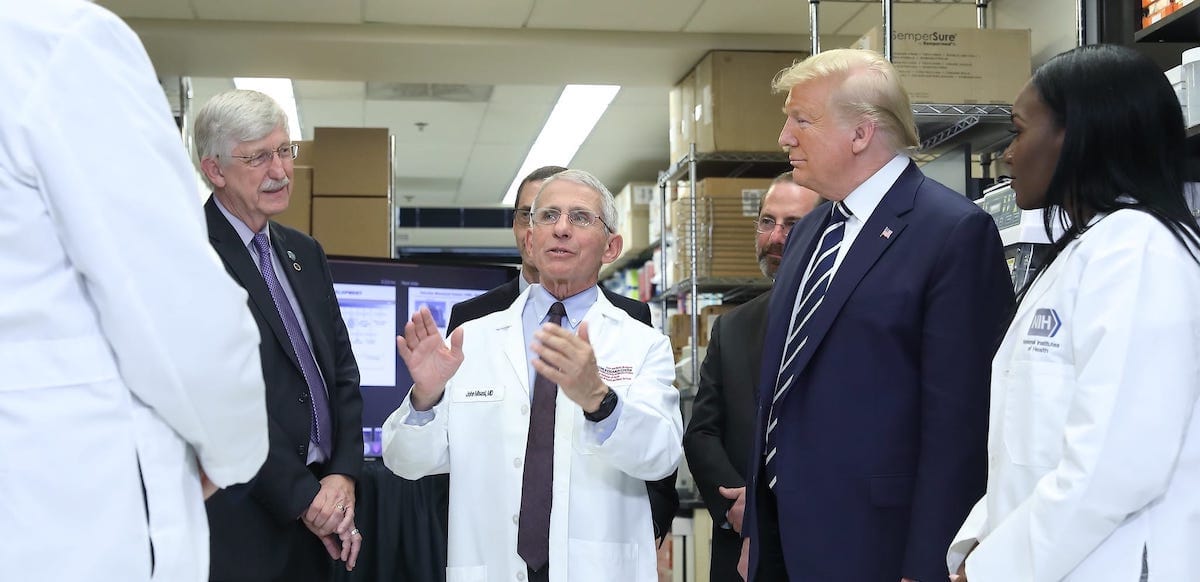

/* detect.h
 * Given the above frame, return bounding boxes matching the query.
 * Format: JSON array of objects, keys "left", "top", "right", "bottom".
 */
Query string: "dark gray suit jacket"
[{"left": 683, "top": 290, "right": 771, "bottom": 582}]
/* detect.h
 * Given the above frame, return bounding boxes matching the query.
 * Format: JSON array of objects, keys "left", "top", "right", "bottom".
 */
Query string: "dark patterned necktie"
[
  {"left": 517, "top": 301, "right": 567, "bottom": 572},
  {"left": 252, "top": 232, "right": 333, "bottom": 458}
]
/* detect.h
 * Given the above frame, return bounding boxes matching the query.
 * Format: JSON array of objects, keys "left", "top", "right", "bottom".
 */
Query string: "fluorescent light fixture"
[
  {"left": 233, "top": 77, "right": 302, "bottom": 141},
  {"left": 501, "top": 84, "right": 620, "bottom": 205}
]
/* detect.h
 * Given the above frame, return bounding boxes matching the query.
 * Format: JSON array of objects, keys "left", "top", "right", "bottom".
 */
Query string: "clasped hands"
[{"left": 302, "top": 474, "right": 361, "bottom": 571}]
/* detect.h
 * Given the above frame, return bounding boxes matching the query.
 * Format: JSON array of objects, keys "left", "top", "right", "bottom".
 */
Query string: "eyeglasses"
[
  {"left": 514, "top": 208, "right": 533, "bottom": 226},
  {"left": 228, "top": 144, "right": 299, "bottom": 168},
  {"left": 531, "top": 208, "right": 612, "bottom": 232},
  {"left": 754, "top": 216, "right": 798, "bottom": 235}
]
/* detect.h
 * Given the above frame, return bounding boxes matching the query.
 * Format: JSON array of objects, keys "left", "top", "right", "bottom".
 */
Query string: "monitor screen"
[{"left": 328, "top": 256, "right": 517, "bottom": 457}]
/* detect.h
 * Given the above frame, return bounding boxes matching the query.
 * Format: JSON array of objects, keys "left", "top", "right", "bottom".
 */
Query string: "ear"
[
  {"left": 849, "top": 120, "right": 877, "bottom": 155},
  {"left": 200, "top": 157, "right": 227, "bottom": 189},
  {"left": 601, "top": 232, "right": 623, "bottom": 264},
  {"left": 523, "top": 229, "right": 535, "bottom": 259}
]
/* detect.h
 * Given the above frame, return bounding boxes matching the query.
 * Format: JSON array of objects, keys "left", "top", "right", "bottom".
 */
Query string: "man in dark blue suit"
[{"left": 741, "top": 49, "right": 1014, "bottom": 582}]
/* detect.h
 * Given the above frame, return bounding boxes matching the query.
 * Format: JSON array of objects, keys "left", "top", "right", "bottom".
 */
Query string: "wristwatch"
[{"left": 583, "top": 387, "right": 618, "bottom": 422}]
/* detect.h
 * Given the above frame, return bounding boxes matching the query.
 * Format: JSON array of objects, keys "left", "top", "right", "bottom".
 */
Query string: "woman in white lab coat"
[{"left": 947, "top": 44, "right": 1200, "bottom": 581}]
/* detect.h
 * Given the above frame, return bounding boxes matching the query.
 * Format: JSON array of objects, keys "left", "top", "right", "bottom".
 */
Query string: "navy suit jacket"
[
  {"left": 203, "top": 198, "right": 364, "bottom": 581},
  {"left": 744, "top": 161, "right": 1014, "bottom": 582}
]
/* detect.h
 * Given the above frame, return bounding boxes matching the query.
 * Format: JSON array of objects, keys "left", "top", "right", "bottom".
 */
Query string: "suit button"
[
  {"left": 296, "top": 445, "right": 306, "bottom": 456},
  {"left": 298, "top": 393, "right": 308, "bottom": 404}
]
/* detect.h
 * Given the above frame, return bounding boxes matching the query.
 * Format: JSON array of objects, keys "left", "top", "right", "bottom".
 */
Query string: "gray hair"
[
  {"left": 535, "top": 169, "right": 620, "bottom": 233},
  {"left": 194, "top": 89, "right": 288, "bottom": 187},
  {"left": 772, "top": 48, "right": 919, "bottom": 153}
]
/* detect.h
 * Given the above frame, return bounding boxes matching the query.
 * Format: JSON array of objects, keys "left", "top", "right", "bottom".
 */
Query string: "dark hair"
[
  {"left": 1020, "top": 44, "right": 1200, "bottom": 301},
  {"left": 514, "top": 165, "right": 568, "bottom": 210}
]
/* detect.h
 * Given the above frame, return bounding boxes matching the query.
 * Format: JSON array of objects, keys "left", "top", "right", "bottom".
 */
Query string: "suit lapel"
[
  {"left": 204, "top": 198, "right": 302, "bottom": 373},
  {"left": 775, "top": 162, "right": 920, "bottom": 403}
]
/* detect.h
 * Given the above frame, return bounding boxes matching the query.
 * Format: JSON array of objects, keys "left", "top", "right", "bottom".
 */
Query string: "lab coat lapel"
[{"left": 500, "top": 286, "right": 534, "bottom": 399}]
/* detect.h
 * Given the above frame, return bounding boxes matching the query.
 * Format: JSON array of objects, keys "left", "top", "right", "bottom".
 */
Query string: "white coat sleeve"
[
  {"left": 965, "top": 235, "right": 1200, "bottom": 581},
  {"left": 17, "top": 10, "right": 268, "bottom": 487},
  {"left": 577, "top": 332, "right": 682, "bottom": 481},
  {"left": 382, "top": 389, "right": 451, "bottom": 479}
]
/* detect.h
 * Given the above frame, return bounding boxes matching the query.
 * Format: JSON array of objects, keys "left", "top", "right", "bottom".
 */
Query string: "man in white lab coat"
[
  {"left": 0, "top": 1, "right": 269, "bottom": 581},
  {"left": 383, "top": 169, "right": 682, "bottom": 582}
]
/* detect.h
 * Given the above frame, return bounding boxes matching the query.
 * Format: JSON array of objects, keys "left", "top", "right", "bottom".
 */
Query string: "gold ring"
[{"left": 335, "top": 503, "right": 345, "bottom": 512}]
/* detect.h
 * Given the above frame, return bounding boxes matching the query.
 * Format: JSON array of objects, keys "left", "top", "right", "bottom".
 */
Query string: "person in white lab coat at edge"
[
  {"left": 947, "top": 44, "right": 1200, "bottom": 582},
  {"left": 382, "top": 169, "right": 682, "bottom": 582},
  {"left": 0, "top": 1, "right": 269, "bottom": 581}
]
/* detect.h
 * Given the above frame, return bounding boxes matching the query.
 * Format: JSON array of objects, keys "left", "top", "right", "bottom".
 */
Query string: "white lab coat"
[
  {"left": 383, "top": 287, "right": 682, "bottom": 582},
  {"left": 948, "top": 208, "right": 1200, "bottom": 581},
  {"left": 0, "top": 2, "right": 268, "bottom": 581}
]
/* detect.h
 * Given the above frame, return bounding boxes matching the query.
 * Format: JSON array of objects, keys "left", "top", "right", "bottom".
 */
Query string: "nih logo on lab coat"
[{"left": 1027, "top": 308, "right": 1063, "bottom": 338}]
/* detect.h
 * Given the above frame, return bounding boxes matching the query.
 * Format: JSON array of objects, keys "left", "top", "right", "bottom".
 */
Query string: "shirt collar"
[
  {"left": 840, "top": 154, "right": 910, "bottom": 223},
  {"left": 517, "top": 266, "right": 534, "bottom": 294},
  {"left": 527, "top": 284, "right": 599, "bottom": 329},
  {"left": 214, "top": 195, "right": 269, "bottom": 249}
]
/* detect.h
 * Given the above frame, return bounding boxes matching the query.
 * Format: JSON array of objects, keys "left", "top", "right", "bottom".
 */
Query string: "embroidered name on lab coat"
[
  {"left": 452, "top": 386, "right": 504, "bottom": 402},
  {"left": 598, "top": 365, "right": 634, "bottom": 383}
]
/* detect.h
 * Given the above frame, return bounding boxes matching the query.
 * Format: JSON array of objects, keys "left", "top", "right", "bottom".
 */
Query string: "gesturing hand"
[
  {"left": 395, "top": 306, "right": 464, "bottom": 410},
  {"left": 531, "top": 321, "right": 609, "bottom": 413}
]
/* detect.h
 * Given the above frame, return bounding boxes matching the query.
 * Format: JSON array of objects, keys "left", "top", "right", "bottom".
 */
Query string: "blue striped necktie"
[{"left": 763, "top": 201, "right": 852, "bottom": 491}]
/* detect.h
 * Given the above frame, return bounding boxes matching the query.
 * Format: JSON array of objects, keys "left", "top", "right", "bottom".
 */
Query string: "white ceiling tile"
[
  {"left": 488, "top": 85, "right": 561, "bottom": 106},
  {"left": 192, "top": 0, "right": 361, "bottom": 24},
  {"left": 97, "top": 0, "right": 194, "bottom": 19},
  {"left": 364, "top": 0, "right": 532, "bottom": 28},
  {"left": 393, "top": 143, "right": 471, "bottom": 180},
  {"left": 366, "top": 101, "right": 488, "bottom": 146},
  {"left": 475, "top": 103, "right": 553, "bottom": 145},
  {"left": 527, "top": 0, "right": 701, "bottom": 32},
  {"left": 296, "top": 99, "right": 367, "bottom": 139},
  {"left": 457, "top": 144, "right": 530, "bottom": 205},
  {"left": 294, "top": 80, "right": 366, "bottom": 100}
]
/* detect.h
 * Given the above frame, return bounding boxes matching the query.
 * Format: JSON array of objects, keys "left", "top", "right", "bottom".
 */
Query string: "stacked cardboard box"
[
  {"left": 671, "top": 178, "right": 771, "bottom": 281},
  {"left": 851, "top": 27, "right": 1031, "bottom": 105},
  {"left": 669, "top": 50, "right": 810, "bottom": 164},
  {"left": 309, "top": 127, "right": 391, "bottom": 258},
  {"left": 272, "top": 166, "right": 312, "bottom": 234},
  {"left": 614, "top": 182, "right": 656, "bottom": 258}
]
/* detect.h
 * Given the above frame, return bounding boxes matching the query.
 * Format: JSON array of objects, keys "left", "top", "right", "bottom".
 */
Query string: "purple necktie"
[
  {"left": 252, "top": 232, "right": 333, "bottom": 458},
  {"left": 517, "top": 301, "right": 566, "bottom": 574}
]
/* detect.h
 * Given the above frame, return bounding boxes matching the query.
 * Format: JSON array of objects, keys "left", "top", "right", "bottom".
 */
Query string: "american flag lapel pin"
[{"left": 881, "top": 226, "right": 893, "bottom": 239}]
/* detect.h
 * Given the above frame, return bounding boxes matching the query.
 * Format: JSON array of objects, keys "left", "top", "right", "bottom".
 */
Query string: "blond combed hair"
[{"left": 772, "top": 48, "right": 919, "bottom": 153}]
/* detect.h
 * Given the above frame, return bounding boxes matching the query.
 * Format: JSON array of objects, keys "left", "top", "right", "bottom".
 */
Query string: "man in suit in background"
[
  {"left": 447, "top": 165, "right": 677, "bottom": 542},
  {"left": 196, "top": 89, "right": 364, "bottom": 581},
  {"left": 741, "top": 49, "right": 1014, "bottom": 582},
  {"left": 683, "top": 171, "right": 820, "bottom": 582}
]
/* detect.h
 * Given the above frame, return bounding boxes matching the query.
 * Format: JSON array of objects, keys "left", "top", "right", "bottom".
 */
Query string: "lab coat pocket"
[
  {"left": 567, "top": 539, "right": 638, "bottom": 581},
  {"left": 1002, "top": 361, "right": 1074, "bottom": 467},
  {"left": 445, "top": 565, "right": 487, "bottom": 582}
]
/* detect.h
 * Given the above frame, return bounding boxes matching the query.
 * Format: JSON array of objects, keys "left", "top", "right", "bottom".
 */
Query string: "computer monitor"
[{"left": 327, "top": 256, "right": 517, "bottom": 457}]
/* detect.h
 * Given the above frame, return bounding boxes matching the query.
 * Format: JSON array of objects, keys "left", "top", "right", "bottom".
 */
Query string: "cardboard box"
[
  {"left": 668, "top": 70, "right": 697, "bottom": 165},
  {"left": 311, "top": 196, "right": 392, "bottom": 258},
  {"left": 273, "top": 166, "right": 312, "bottom": 234},
  {"left": 615, "top": 182, "right": 656, "bottom": 257},
  {"left": 312, "top": 127, "right": 391, "bottom": 197},
  {"left": 851, "top": 27, "right": 1031, "bottom": 105},
  {"left": 693, "top": 50, "right": 809, "bottom": 154}
]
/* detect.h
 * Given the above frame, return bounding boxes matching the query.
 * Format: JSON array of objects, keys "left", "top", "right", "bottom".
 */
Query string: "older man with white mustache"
[{"left": 197, "top": 89, "right": 366, "bottom": 582}]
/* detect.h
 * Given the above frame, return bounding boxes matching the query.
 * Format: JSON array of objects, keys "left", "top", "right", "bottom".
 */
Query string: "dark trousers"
[{"left": 273, "top": 525, "right": 333, "bottom": 582}]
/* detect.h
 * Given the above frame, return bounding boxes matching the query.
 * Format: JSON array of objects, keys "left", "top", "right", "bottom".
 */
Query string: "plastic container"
[{"left": 1184, "top": 47, "right": 1200, "bottom": 131}]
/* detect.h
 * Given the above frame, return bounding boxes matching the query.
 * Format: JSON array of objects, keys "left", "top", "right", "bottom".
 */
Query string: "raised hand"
[
  {"left": 395, "top": 307, "right": 464, "bottom": 410},
  {"left": 531, "top": 321, "right": 609, "bottom": 413}
]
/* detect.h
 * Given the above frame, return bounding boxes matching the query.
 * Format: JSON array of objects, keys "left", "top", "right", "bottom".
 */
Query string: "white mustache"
[{"left": 261, "top": 177, "right": 290, "bottom": 191}]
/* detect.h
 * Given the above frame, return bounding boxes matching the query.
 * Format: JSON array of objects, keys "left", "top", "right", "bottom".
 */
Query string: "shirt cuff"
[
  {"left": 404, "top": 407, "right": 436, "bottom": 426},
  {"left": 585, "top": 396, "right": 623, "bottom": 444}
]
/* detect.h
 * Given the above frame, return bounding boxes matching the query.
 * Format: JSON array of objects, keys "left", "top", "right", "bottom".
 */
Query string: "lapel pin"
[
  {"left": 286, "top": 250, "right": 296, "bottom": 261},
  {"left": 287, "top": 250, "right": 301, "bottom": 271},
  {"left": 880, "top": 227, "right": 893, "bottom": 239}
]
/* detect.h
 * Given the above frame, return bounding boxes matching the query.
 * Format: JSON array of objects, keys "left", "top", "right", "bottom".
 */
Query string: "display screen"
[{"left": 328, "top": 257, "right": 517, "bottom": 457}]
